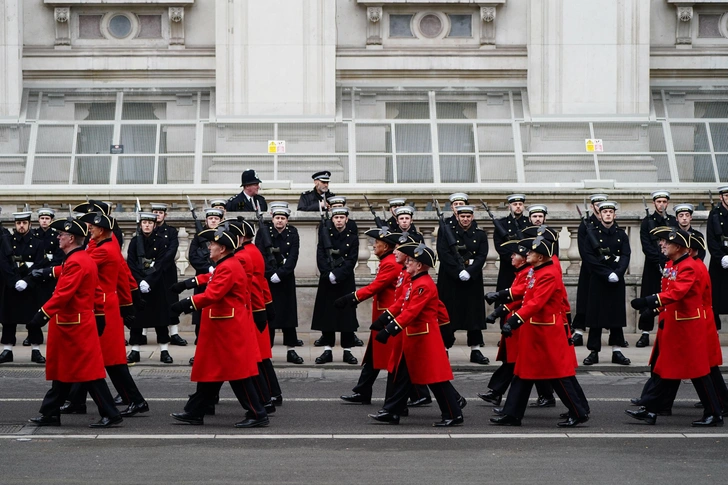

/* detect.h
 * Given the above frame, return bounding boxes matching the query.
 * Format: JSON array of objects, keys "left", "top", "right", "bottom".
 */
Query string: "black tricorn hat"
[
  {"left": 50, "top": 217, "right": 87, "bottom": 237},
  {"left": 229, "top": 217, "right": 255, "bottom": 238},
  {"left": 690, "top": 233, "right": 706, "bottom": 252},
  {"left": 73, "top": 200, "right": 112, "bottom": 215},
  {"left": 79, "top": 212, "right": 115, "bottom": 231},
  {"left": 241, "top": 169, "right": 262, "bottom": 187},
  {"left": 365, "top": 228, "right": 401, "bottom": 246},
  {"left": 650, "top": 226, "right": 690, "bottom": 248},
  {"left": 198, "top": 227, "right": 237, "bottom": 250},
  {"left": 500, "top": 239, "right": 528, "bottom": 256},
  {"left": 398, "top": 242, "right": 437, "bottom": 268}
]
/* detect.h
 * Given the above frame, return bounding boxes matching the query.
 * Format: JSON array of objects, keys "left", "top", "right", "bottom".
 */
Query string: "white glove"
[
  {"left": 329, "top": 272, "right": 337, "bottom": 284},
  {"left": 15, "top": 280, "right": 27, "bottom": 291},
  {"left": 270, "top": 273, "right": 281, "bottom": 284},
  {"left": 608, "top": 272, "right": 619, "bottom": 283},
  {"left": 722, "top": 256, "right": 728, "bottom": 269},
  {"left": 26, "top": 262, "right": 34, "bottom": 268},
  {"left": 208, "top": 265, "right": 215, "bottom": 274},
  {"left": 458, "top": 270, "right": 470, "bottom": 281},
  {"left": 139, "top": 280, "right": 150, "bottom": 293}
]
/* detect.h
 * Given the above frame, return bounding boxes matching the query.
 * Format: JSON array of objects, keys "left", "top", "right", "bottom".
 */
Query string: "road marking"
[
  {"left": 0, "top": 397, "right": 704, "bottom": 403},
  {"left": 0, "top": 433, "right": 726, "bottom": 440}
]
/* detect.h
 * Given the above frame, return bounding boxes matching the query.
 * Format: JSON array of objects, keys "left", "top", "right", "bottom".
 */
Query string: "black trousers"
[
  {"left": 503, "top": 375, "right": 589, "bottom": 420},
  {"left": 39, "top": 379, "right": 119, "bottom": 419},
  {"left": 353, "top": 358, "right": 431, "bottom": 402},
  {"left": 465, "top": 329, "right": 484, "bottom": 347},
  {"left": 586, "top": 326, "right": 625, "bottom": 352},
  {"left": 320, "top": 331, "right": 355, "bottom": 348},
  {"left": 488, "top": 363, "right": 515, "bottom": 395},
  {"left": 571, "top": 313, "right": 587, "bottom": 332},
  {"left": 254, "top": 363, "right": 272, "bottom": 405},
  {"left": 129, "top": 326, "right": 170, "bottom": 345},
  {"left": 67, "top": 364, "right": 144, "bottom": 407},
  {"left": 184, "top": 379, "right": 266, "bottom": 420},
  {"left": 382, "top": 356, "right": 462, "bottom": 419},
  {"left": 270, "top": 327, "right": 299, "bottom": 347},
  {"left": 710, "top": 366, "right": 728, "bottom": 410},
  {"left": 643, "top": 374, "right": 722, "bottom": 417},
  {"left": 259, "top": 358, "right": 282, "bottom": 398},
  {"left": 1, "top": 323, "right": 44, "bottom": 346}
]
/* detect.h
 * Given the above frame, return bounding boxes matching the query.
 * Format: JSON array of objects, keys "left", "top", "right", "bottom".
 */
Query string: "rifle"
[
  {"left": 576, "top": 205, "right": 609, "bottom": 260},
  {"left": 480, "top": 199, "right": 510, "bottom": 240},
  {"left": 255, "top": 200, "right": 279, "bottom": 270},
  {"left": 187, "top": 196, "right": 204, "bottom": 234},
  {"left": 433, "top": 198, "right": 465, "bottom": 272},
  {"left": 318, "top": 202, "right": 343, "bottom": 272},
  {"left": 363, "top": 195, "right": 385, "bottom": 229},
  {"left": 135, "top": 198, "right": 155, "bottom": 275},
  {"left": 709, "top": 190, "right": 715, "bottom": 210}
]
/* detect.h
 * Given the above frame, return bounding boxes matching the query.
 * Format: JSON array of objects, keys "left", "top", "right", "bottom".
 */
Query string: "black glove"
[
  {"left": 369, "top": 311, "right": 392, "bottom": 331},
  {"left": 440, "top": 324, "right": 455, "bottom": 349},
  {"left": 640, "top": 307, "right": 658, "bottom": 319},
  {"left": 501, "top": 323, "right": 513, "bottom": 338},
  {"left": 31, "top": 267, "right": 53, "bottom": 281},
  {"left": 334, "top": 292, "right": 358, "bottom": 309},
  {"left": 630, "top": 297, "right": 647, "bottom": 310},
  {"left": 95, "top": 315, "right": 106, "bottom": 337},
  {"left": 170, "top": 277, "right": 197, "bottom": 294},
  {"left": 253, "top": 310, "right": 267, "bottom": 332},
  {"left": 485, "top": 289, "right": 510, "bottom": 306},
  {"left": 120, "top": 305, "right": 135, "bottom": 328},
  {"left": 29, "top": 310, "right": 50, "bottom": 328},
  {"left": 170, "top": 297, "right": 194, "bottom": 316},
  {"left": 502, "top": 314, "right": 523, "bottom": 337},
  {"left": 485, "top": 305, "right": 508, "bottom": 324},
  {"left": 132, "top": 289, "right": 146, "bottom": 311},
  {"left": 375, "top": 328, "right": 390, "bottom": 344},
  {"left": 566, "top": 312, "right": 572, "bottom": 326},
  {"left": 565, "top": 324, "right": 574, "bottom": 346},
  {"left": 265, "top": 302, "right": 276, "bottom": 324}
]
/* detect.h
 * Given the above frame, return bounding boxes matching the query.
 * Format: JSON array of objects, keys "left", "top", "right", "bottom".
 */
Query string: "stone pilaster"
[{"left": 0, "top": 0, "right": 23, "bottom": 119}]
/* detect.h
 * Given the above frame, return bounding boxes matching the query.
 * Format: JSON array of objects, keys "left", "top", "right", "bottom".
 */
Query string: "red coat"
[
  {"left": 652, "top": 254, "right": 710, "bottom": 379},
  {"left": 237, "top": 243, "right": 272, "bottom": 360},
  {"left": 355, "top": 252, "right": 398, "bottom": 370},
  {"left": 388, "top": 272, "right": 454, "bottom": 385},
  {"left": 40, "top": 247, "right": 106, "bottom": 383},
  {"left": 191, "top": 254, "right": 260, "bottom": 382},
  {"left": 695, "top": 257, "right": 723, "bottom": 367},
  {"left": 496, "top": 264, "right": 530, "bottom": 364},
  {"left": 512, "top": 260, "right": 575, "bottom": 380}
]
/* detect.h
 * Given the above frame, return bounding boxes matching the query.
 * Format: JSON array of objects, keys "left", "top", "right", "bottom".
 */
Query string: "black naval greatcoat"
[
  {"left": 493, "top": 213, "right": 528, "bottom": 290},
  {"left": 225, "top": 193, "right": 267, "bottom": 212},
  {"left": 385, "top": 218, "right": 424, "bottom": 243},
  {"left": 297, "top": 189, "right": 336, "bottom": 211},
  {"left": 187, "top": 227, "right": 213, "bottom": 327},
  {"left": 127, "top": 228, "right": 177, "bottom": 328},
  {"left": 31, "top": 226, "right": 64, "bottom": 304},
  {"left": 255, "top": 222, "right": 300, "bottom": 330},
  {"left": 640, "top": 211, "right": 676, "bottom": 297},
  {"left": 0, "top": 231, "right": 45, "bottom": 324},
  {"left": 436, "top": 216, "right": 489, "bottom": 331},
  {"left": 311, "top": 220, "right": 359, "bottom": 333},
  {"left": 574, "top": 213, "right": 601, "bottom": 327},
  {"left": 707, "top": 204, "right": 728, "bottom": 329},
  {"left": 582, "top": 222, "right": 631, "bottom": 329}
]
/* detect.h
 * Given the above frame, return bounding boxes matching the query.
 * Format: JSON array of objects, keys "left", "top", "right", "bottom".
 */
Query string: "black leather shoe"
[
  {"left": 113, "top": 394, "right": 128, "bottom": 406},
  {"left": 127, "top": 350, "right": 140, "bottom": 364},
  {"left": 583, "top": 351, "right": 599, "bottom": 365},
  {"left": 28, "top": 415, "right": 60, "bottom": 426},
  {"left": 89, "top": 415, "right": 123, "bottom": 428},
  {"left": 287, "top": 350, "right": 304, "bottom": 364},
  {"left": 571, "top": 333, "right": 583, "bottom": 346},
  {"left": 22, "top": 337, "right": 30, "bottom": 347},
  {"left": 490, "top": 415, "right": 521, "bottom": 426},
  {"left": 492, "top": 407, "right": 505, "bottom": 416},
  {"left": 368, "top": 410, "right": 400, "bottom": 424},
  {"left": 315, "top": 350, "right": 333, "bottom": 364},
  {"left": 622, "top": 340, "right": 629, "bottom": 348},
  {"left": 612, "top": 351, "right": 631, "bottom": 365},
  {"left": 530, "top": 396, "right": 556, "bottom": 408},
  {"left": 635, "top": 333, "right": 650, "bottom": 348},
  {"left": 31, "top": 349, "right": 46, "bottom": 364},
  {"left": 189, "top": 357, "right": 194, "bottom": 365},
  {"left": 120, "top": 401, "right": 149, "bottom": 417},
  {"left": 408, "top": 396, "right": 432, "bottom": 407},
  {"left": 434, "top": 415, "right": 464, "bottom": 427},
  {"left": 160, "top": 350, "right": 173, "bottom": 364},
  {"left": 470, "top": 349, "right": 490, "bottom": 365},
  {"left": 171, "top": 412, "right": 204, "bottom": 425},
  {"left": 458, "top": 396, "right": 468, "bottom": 410},
  {"left": 264, "top": 403, "right": 277, "bottom": 414},
  {"left": 314, "top": 337, "right": 324, "bottom": 347},
  {"left": 343, "top": 350, "right": 358, "bottom": 365},
  {"left": 692, "top": 415, "right": 724, "bottom": 427},
  {"left": 0, "top": 349, "right": 14, "bottom": 363},
  {"left": 630, "top": 397, "right": 643, "bottom": 406},
  {"left": 557, "top": 415, "right": 589, "bottom": 427},
  {"left": 295, "top": 339, "right": 304, "bottom": 347},
  {"left": 477, "top": 390, "right": 502, "bottom": 406},
  {"left": 170, "top": 334, "right": 188, "bottom": 346},
  {"left": 60, "top": 402, "right": 87, "bottom": 415},
  {"left": 559, "top": 412, "right": 570, "bottom": 419},
  {"left": 625, "top": 407, "right": 656, "bottom": 425},
  {"left": 235, "top": 416, "right": 270, "bottom": 428},
  {"left": 353, "top": 336, "right": 364, "bottom": 347},
  {"left": 340, "top": 393, "right": 372, "bottom": 405},
  {"left": 271, "top": 395, "right": 283, "bottom": 406}
]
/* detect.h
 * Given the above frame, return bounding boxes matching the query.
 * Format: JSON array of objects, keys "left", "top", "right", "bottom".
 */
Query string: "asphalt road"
[{"left": 1, "top": 367, "right": 726, "bottom": 484}]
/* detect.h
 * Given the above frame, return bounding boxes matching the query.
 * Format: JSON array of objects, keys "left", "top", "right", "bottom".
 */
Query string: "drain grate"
[
  {"left": 600, "top": 371, "right": 649, "bottom": 377},
  {"left": 0, "top": 425, "right": 24, "bottom": 434},
  {"left": 138, "top": 368, "right": 191, "bottom": 377},
  {"left": 278, "top": 370, "right": 309, "bottom": 379},
  {"left": 0, "top": 369, "right": 46, "bottom": 378}
]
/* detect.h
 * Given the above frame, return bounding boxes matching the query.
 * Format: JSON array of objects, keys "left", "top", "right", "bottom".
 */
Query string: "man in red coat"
[
  {"left": 336, "top": 229, "right": 402, "bottom": 405},
  {"left": 628, "top": 227, "right": 724, "bottom": 426},
  {"left": 369, "top": 243, "right": 464, "bottom": 427},
  {"left": 27, "top": 217, "right": 121, "bottom": 428},
  {"left": 490, "top": 229, "right": 590, "bottom": 428},
  {"left": 170, "top": 226, "right": 268, "bottom": 428}
]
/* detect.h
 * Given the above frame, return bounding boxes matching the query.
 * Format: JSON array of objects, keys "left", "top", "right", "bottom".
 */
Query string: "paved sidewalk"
[{"left": 3, "top": 331, "right": 727, "bottom": 373}]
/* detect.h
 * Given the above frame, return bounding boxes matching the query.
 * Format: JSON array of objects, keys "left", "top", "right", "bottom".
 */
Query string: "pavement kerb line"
[
  {"left": 2, "top": 433, "right": 727, "bottom": 440},
  {"left": 0, "top": 397, "right": 704, "bottom": 403}
]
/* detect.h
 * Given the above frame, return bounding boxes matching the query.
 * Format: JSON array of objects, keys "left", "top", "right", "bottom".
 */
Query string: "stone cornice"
[{"left": 44, "top": 0, "right": 194, "bottom": 4}]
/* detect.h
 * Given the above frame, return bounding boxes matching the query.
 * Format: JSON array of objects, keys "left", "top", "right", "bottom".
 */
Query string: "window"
[
  {"left": 447, "top": 14, "right": 472, "bottom": 38},
  {"left": 389, "top": 15, "right": 414, "bottom": 37}
]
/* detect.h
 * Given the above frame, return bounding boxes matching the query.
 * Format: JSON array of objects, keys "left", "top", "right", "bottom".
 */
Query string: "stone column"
[
  {"left": 527, "top": 0, "right": 650, "bottom": 116},
  {"left": 565, "top": 225, "right": 582, "bottom": 275},
  {"left": 0, "top": 0, "right": 23, "bottom": 119},
  {"left": 215, "top": 0, "right": 336, "bottom": 117}
]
